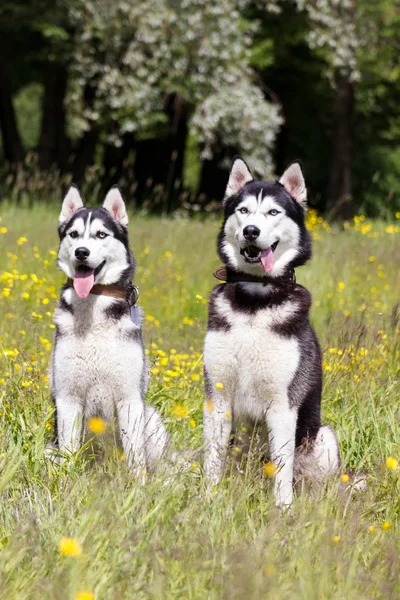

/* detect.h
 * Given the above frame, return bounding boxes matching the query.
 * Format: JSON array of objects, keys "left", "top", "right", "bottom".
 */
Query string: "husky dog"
[
  {"left": 51, "top": 186, "right": 168, "bottom": 475},
  {"left": 203, "top": 158, "right": 340, "bottom": 507}
]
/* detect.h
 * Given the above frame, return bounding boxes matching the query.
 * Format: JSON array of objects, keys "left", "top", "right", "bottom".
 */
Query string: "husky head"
[
  {"left": 57, "top": 186, "right": 134, "bottom": 298},
  {"left": 218, "top": 158, "right": 311, "bottom": 278}
]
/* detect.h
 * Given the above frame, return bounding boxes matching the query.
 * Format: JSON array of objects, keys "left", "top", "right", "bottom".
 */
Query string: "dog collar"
[
  {"left": 66, "top": 279, "right": 139, "bottom": 306},
  {"left": 213, "top": 266, "right": 296, "bottom": 285}
]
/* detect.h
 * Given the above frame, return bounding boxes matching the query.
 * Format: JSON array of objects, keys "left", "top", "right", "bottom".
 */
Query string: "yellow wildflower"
[
  {"left": 87, "top": 417, "right": 106, "bottom": 434},
  {"left": 381, "top": 521, "right": 391, "bottom": 531},
  {"left": 385, "top": 457, "right": 399, "bottom": 470},
  {"left": 341, "top": 474, "right": 350, "bottom": 483},
  {"left": 204, "top": 400, "right": 214, "bottom": 414},
  {"left": 172, "top": 404, "right": 189, "bottom": 419},
  {"left": 332, "top": 535, "right": 341, "bottom": 543},
  {"left": 215, "top": 382, "right": 224, "bottom": 390},
  {"left": 58, "top": 537, "right": 82, "bottom": 557},
  {"left": 263, "top": 462, "right": 277, "bottom": 478},
  {"left": 75, "top": 592, "right": 95, "bottom": 600}
]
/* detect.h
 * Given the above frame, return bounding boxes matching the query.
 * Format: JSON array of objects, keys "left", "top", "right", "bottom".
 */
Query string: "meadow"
[{"left": 0, "top": 203, "right": 399, "bottom": 599}]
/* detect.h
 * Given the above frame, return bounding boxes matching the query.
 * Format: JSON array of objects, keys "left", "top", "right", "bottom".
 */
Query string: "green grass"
[{"left": 0, "top": 204, "right": 399, "bottom": 599}]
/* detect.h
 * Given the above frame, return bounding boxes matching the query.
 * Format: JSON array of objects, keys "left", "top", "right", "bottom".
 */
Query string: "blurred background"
[{"left": 0, "top": 0, "right": 398, "bottom": 218}]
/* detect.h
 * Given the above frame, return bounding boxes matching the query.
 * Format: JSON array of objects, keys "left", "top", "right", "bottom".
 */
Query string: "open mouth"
[
  {"left": 73, "top": 261, "right": 106, "bottom": 299},
  {"left": 240, "top": 241, "right": 279, "bottom": 272}
]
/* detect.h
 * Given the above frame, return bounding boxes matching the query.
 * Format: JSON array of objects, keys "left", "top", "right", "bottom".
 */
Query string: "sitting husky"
[
  {"left": 51, "top": 185, "right": 168, "bottom": 475},
  {"left": 203, "top": 158, "right": 339, "bottom": 507}
]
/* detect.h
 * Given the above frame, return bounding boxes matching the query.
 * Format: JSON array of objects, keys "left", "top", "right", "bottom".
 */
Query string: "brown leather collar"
[
  {"left": 213, "top": 266, "right": 296, "bottom": 285},
  {"left": 66, "top": 279, "right": 139, "bottom": 305}
]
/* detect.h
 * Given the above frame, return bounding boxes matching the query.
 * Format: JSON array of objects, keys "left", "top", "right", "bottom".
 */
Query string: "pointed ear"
[
  {"left": 103, "top": 186, "right": 128, "bottom": 226},
  {"left": 279, "top": 162, "right": 307, "bottom": 208},
  {"left": 59, "top": 185, "right": 84, "bottom": 224},
  {"left": 224, "top": 157, "right": 253, "bottom": 201}
]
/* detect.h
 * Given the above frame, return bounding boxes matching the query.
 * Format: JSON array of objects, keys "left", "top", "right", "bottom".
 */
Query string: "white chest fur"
[
  {"left": 204, "top": 293, "right": 300, "bottom": 420},
  {"left": 52, "top": 288, "right": 144, "bottom": 420}
]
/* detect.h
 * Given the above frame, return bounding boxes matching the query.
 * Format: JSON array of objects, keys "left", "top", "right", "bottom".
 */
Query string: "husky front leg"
[
  {"left": 203, "top": 394, "right": 233, "bottom": 486},
  {"left": 56, "top": 396, "right": 84, "bottom": 459},
  {"left": 266, "top": 401, "right": 297, "bottom": 508},
  {"left": 117, "top": 395, "right": 147, "bottom": 479}
]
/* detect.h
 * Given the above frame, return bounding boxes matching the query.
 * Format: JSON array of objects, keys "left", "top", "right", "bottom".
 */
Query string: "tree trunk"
[
  {"left": 198, "top": 149, "right": 229, "bottom": 201},
  {"left": 103, "top": 133, "right": 135, "bottom": 192},
  {"left": 38, "top": 62, "right": 69, "bottom": 171},
  {"left": 72, "top": 129, "right": 99, "bottom": 183},
  {"left": 165, "top": 94, "right": 188, "bottom": 212},
  {"left": 327, "top": 71, "right": 354, "bottom": 220},
  {"left": 0, "top": 60, "right": 24, "bottom": 164},
  {"left": 71, "top": 82, "right": 99, "bottom": 183}
]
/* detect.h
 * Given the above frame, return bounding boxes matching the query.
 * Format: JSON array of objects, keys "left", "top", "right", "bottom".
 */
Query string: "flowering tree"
[{"left": 67, "top": 0, "right": 282, "bottom": 200}]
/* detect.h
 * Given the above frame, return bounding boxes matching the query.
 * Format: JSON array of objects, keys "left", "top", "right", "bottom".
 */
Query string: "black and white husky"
[
  {"left": 51, "top": 186, "right": 168, "bottom": 475},
  {"left": 203, "top": 158, "right": 340, "bottom": 507}
]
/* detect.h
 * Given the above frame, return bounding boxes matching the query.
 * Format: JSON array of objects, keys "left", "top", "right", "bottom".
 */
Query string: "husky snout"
[
  {"left": 75, "top": 246, "right": 90, "bottom": 261},
  {"left": 243, "top": 225, "right": 260, "bottom": 242}
]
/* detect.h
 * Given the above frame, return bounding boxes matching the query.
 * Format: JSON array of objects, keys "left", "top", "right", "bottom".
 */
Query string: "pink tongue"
[
  {"left": 260, "top": 247, "right": 275, "bottom": 272},
  {"left": 73, "top": 270, "right": 95, "bottom": 299}
]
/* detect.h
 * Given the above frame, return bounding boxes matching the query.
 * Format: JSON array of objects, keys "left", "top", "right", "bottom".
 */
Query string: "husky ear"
[
  {"left": 279, "top": 162, "right": 307, "bottom": 208},
  {"left": 103, "top": 186, "right": 128, "bottom": 226},
  {"left": 59, "top": 185, "right": 84, "bottom": 224},
  {"left": 224, "top": 157, "right": 253, "bottom": 202}
]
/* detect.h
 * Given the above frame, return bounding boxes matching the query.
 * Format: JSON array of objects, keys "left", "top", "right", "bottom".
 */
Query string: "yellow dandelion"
[
  {"left": 189, "top": 418, "right": 196, "bottom": 428},
  {"left": 204, "top": 400, "right": 214, "bottom": 414},
  {"left": 263, "top": 461, "right": 277, "bottom": 478},
  {"left": 337, "top": 282, "right": 345, "bottom": 292},
  {"left": 332, "top": 535, "right": 341, "bottom": 543},
  {"left": 172, "top": 404, "right": 189, "bottom": 419},
  {"left": 385, "top": 456, "right": 399, "bottom": 470},
  {"left": 17, "top": 236, "right": 28, "bottom": 245},
  {"left": 215, "top": 382, "right": 224, "bottom": 390},
  {"left": 368, "top": 256, "right": 375, "bottom": 262},
  {"left": 341, "top": 474, "right": 350, "bottom": 483},
  {"left": 191, "top": 373, "right": 200, "bottom": 382},
  {"left": 368, "top": 526, "right": 376, "bottom": 534},
  {"left": 87, "top": 417, "right": 106, "bottom": 434},
  {"left": 58, "top": 537, "right": 82, "bottom": 557},
  {"left": 381, "top": 521, "right": 391, "bottom": 531},
  {"left": 75, "top": 591, "right": 95, "bottom": 600},
  {"left": 0, "top": 227, "right": 7, "bottom": 234}
]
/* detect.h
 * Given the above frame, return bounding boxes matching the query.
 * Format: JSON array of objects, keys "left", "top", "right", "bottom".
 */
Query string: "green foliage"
[
  {"left": 14, "top": 84, "right": 43, "bottom": 150},
  {"left": 0, "top": 0, "right": 399, "bottom": 214}
]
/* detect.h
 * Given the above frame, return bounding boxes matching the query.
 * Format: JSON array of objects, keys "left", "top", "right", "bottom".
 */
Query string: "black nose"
[
  {"left": 75, "top": 247, "right": 90, "bottom": 261},
  {"left": 243, "top": 225, "right": 260, "bottom": 241}
]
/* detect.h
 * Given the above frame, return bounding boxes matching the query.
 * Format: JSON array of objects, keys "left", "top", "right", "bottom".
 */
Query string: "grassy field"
[{"left": 0, "top": 203, "right": 399, "bottom": 599}]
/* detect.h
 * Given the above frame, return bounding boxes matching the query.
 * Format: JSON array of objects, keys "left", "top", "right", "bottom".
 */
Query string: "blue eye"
[
  {"left": 269, "top": 209, "right": 279, "bottom": 216},
  {"left": 239, "top": 207, "right": 248, "bottom": 214},
  {"left": 97, "top": 231, "right": 108, "bottom": 239}
]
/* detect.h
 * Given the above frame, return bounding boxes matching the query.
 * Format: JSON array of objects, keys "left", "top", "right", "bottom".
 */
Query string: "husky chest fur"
[
  {"left": 51, "top": 186, "right": 167, "bottom": 474},
  {"left": 203, "top": 159, "right": 339, "bottom": 507}
]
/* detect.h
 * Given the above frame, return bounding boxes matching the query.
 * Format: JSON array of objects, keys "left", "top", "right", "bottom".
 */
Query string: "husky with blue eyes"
[
  {"left": 203, "top": 158, "right": 340, "bottom": 508},
  {"left": 51, "top": 185, "right": 168, "bottom": 476}
]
